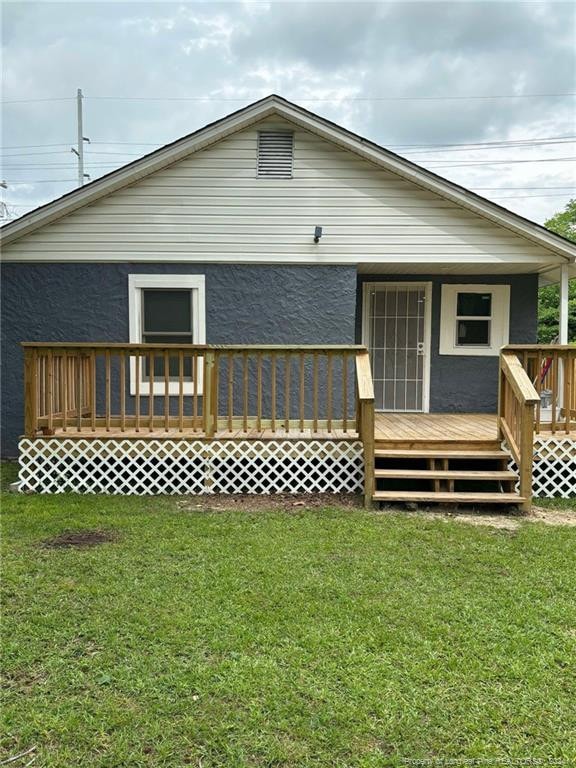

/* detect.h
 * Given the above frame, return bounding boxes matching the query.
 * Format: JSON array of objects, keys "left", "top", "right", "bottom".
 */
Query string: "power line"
[
  {"left": 7, "top": 154, "right": 576, "bottom": 171},
  {"left": 427, "top": 156, "right": 576, "bottom": 168},
  {"left": 3, "top": 92, "right": 576, "bottom": 105},
  {"left": 3, "top": 134, "right": 576, "bottom": 153}
]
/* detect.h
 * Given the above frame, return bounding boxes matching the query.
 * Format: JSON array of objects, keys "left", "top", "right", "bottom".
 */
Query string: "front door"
[{"left": 363, "top": 282, "right": 431, "bottom": 412}]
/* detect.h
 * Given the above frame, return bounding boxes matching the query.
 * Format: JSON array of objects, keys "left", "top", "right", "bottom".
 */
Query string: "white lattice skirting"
[
  {"left": 506, "top": 437, "right": 576, "bottom": 499},
  {"left": 17, "top": 438, "right": 364, "bottom": 495}
]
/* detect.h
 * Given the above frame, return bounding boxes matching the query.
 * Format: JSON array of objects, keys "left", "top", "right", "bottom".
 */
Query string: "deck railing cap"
[{"left": 21, "top": 342, "right": 367, "bottom": 351}]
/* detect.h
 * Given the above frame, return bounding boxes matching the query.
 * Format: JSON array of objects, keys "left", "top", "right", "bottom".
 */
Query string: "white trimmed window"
[
  {"left": 128, "top": 275, "right": 206, "bottom": 394},
  {"left": 439, "top": 284, "right": 510, "bottom": 356}
]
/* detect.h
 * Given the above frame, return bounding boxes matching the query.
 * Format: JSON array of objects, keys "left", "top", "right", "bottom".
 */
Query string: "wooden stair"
[{"left": 371, "top": 442, "right": 522, "bottom": 507}]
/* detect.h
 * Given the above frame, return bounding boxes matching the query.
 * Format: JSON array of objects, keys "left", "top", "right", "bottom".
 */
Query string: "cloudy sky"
[{"left": 2, "top": 0, "right": 575, "bottom": 223}]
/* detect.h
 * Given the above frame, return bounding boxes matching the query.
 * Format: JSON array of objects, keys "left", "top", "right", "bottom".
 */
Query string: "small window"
[
  {"left": 455, "top": 292, "right": 492, "bottom": 347},
  {"left": 128, "top": 275, "right": 206, "bottom": 394},
  {"left": 257, "top": 131, "right": 294, "bottom": 178},
  {"left": 439, "top": 284, "right": 510, "bottom": 357}
]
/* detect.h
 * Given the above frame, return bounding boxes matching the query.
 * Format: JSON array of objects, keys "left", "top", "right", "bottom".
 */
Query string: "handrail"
[
  {"left": 21, "top": 342, "right": 366, "bottom": 351},
  {"left": 498, "top": 351, "right": 540, "bottom": 512},
  {"left": 500, "top": 353, "right": 540, "bottom": 406}
]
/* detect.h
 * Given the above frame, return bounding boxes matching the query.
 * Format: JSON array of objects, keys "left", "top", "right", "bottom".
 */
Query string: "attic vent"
[{"left": 257, "top": 131, "right": 294, "bottom": 178}]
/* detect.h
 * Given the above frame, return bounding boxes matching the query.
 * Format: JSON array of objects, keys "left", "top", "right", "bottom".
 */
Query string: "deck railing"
[
  {"left": 498, "top": 350, "right": 540, "bottom": 511},
  {"left": 23, "top": 343, "right": 374, "bottom": 431},
  {"left": 23, "top": 341, "right": 376, "bottom": 505},
  {"left": 504, "top": 345, "right": 576, "bottom": 435}
]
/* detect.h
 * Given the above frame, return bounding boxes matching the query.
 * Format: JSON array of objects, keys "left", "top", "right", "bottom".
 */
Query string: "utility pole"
[
  {"left": 0, "top": 181, "right": 10, "bottom": 220},
  {"left": 71, "top": 88, "right": 90, "bottom": 187}
]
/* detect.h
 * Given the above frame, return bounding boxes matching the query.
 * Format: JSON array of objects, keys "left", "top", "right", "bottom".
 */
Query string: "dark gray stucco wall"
[
  {"left": 356, "top": 273, "right": 539, "bottom": 413},
  {"left": 1, "top": 263, "right": 357, "bottom": 456}
]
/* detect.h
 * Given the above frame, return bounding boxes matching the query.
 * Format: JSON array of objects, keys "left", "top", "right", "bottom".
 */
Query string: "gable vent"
[{"left": 257, "top": 131, "right": 294, "bottom": 178}]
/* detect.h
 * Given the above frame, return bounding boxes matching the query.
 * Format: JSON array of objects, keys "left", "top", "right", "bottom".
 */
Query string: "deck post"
[
  {"left": 23, "top": 348, "right": 38, "bottom": 437},
  {"left": 519, "top": 402, "right": 535, "bottom": 513},
  {"left": 360, "top": 399, "right": 375, "bottom": 509}
]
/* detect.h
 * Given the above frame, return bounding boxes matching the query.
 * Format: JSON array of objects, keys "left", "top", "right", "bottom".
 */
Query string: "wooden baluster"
[
  {"left": 164, "top": 350, "right": 170, "bottom": 432},
  {"left": 47, "top": 349, "right": 53, "bottom": 434},
  {"left": 256, "top": 351, "right": 263, "bottom": 432},
  {"left": 212, "top": 351, "right": 219, "bottom": 435},
  {"left": 120, "top": 350, "right": 126, "bottom": 433},
  {"left": 535, "top": 349, "right": 542, "bottom": 433},
  {"left": 551, "top": 350, "right": 558, "bottom": 434},
  {"left": 62, "top": 352, "right": 68, "bottom": 432},
  {"left": 572, "top": 353, "right": 576, "bottom": 418},
  {"left": 193, "top": 353, "right": 198, "bottom": 433},
  {"left": 227, "top": 352, "right": 234, "bottom": 433},
  {"left": 23, "top": 348, "right": 38, "bottom": 437},
  {"left": 135, "top": 352, "right": 141, "bottom": 433},
  {"left": 299, "top": 352, "right": 305, "bottom": 432},
  {"left": 284, "top": 353, "right": 291, "bottom": 432},
  {"left": 326, "top": 353, "right": 333, "bottom": 433},
  {"left": 243, "top": 351, "right": 249, "bottom": 433},
  {"left": 342, "top": 353, "right": 348, "bottom": 433},
  {"left": 312, "top": 352, "right": 319, "bottom": 434},
  {"left": 271, "top": 353, "right": 277, "bottom": 433},
  {"left": 149, "top": 351, "right": 155, "bottom": 432},
  {"left": 76, "top": 351, "right": 82, "bottom": 432},
  {"left": 178, "top": 350, "right": 184, "bottom": 433},
  {"left": 203, "top": 350, "right": 214, "bottom": 437},
  {"left": 85, "top": 357, "right": 91, "bottom": 417},
  {"left": 52, "top": 356, "right": 62, "bottom": 417},
  {"left": 90, "top": 350, "right": 96, "bottom": 432},
  {"left": 565, "top": 351, "right": 572, "bottom": 434},
  {"left": 105, "top": 349, "right": 111, "bottom": 432}
]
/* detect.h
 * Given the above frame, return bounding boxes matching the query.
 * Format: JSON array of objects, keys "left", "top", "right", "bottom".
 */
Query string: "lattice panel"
[
  {"left": 18, "top": 438, "right": 364, "bottom": 496},
  {"left": 505, "top": 438, "right": 576, "bottom": 499}
]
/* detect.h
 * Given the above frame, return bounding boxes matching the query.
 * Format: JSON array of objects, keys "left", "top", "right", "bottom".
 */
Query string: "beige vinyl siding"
[{"left": 2, "top": 119, "right": 561, "bottom": 265}]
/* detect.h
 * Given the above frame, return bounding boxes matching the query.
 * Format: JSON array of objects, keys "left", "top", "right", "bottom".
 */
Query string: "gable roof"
[{"left": 1, "top": 94, "right": 575, "bottom": 263}]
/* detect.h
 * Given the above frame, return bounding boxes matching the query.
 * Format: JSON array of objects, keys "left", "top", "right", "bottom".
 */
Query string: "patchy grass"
[{"left": 1, "top": 471, "right": 575, "bottom": 766}]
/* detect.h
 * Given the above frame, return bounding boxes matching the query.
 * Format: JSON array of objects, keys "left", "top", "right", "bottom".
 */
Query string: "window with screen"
[
  {"left": 142, "top": 289, "right": 194, "bottom": 379},
  {"left": 128, "top": 274, "right": 206, "bottom": 394}
]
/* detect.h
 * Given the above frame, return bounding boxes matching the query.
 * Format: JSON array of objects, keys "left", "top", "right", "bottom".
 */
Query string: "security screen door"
[{"left": 365, "top": 284, "right": 429, "bottom": 412}]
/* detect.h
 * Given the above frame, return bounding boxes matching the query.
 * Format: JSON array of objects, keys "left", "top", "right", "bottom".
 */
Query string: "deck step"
[
  {"left": 374, "top": 449, "right": 510, "bottom": 460},
  {"left": 373, "top": 491, "right": 524, "bottom": 504},
  {"left": 374, "top": 469, "right": 517, "bottom": 480}
]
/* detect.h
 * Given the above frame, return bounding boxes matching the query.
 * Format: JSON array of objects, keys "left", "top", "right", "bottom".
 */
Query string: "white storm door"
[{"left": 364, "top": 283, "right": 431, "bottom": 412}]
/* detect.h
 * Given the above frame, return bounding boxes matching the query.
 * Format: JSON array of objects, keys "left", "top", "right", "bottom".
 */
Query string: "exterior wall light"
[{"left": 314, "top": 226, "right": 323, "bottom": 243}]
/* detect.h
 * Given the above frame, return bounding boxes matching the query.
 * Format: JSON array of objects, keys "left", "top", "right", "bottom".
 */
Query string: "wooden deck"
[{"left": 30, "top": 411, "right": 576, "bottom": 444}]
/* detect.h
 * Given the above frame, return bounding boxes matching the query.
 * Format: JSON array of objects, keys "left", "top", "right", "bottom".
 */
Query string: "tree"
[{"left": 538, "top": 199, "right": 576, "bottom": 343}]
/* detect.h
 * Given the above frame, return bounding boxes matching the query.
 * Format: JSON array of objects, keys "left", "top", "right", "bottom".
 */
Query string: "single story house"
[{"left": 1, "top": 95, "right": 575, "bottom": 506}]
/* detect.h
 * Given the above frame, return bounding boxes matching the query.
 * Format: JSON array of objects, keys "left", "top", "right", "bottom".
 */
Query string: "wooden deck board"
[
  {"left": 373, "top": 413, "right": 499, "bottom": 444},
  {"left": 37, "top": 425, "right": 360, "bottom": 441}
]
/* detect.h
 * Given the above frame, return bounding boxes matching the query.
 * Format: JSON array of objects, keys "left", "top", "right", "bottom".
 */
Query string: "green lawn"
[{"left": 2, "top": 463, "right": 576, "bottom": 767}]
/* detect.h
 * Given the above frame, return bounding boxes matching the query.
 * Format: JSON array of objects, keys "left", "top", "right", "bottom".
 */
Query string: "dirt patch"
[
  {"left": 529, "top": 506, "right": 576, "bottom": 527},
  {"left": 173, "top": 494, "right": 575, "bottom": 528},
  {"left": 41, "top": 529, "right": 118, "bottom": 549},
  {"left": 175, "top": 493, "right": 363, "bottom": 513},
  {"left": 374, "top": 503, "right": 576, "bottom": 529}
]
